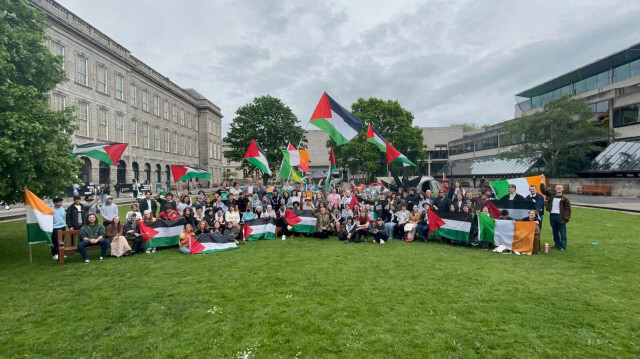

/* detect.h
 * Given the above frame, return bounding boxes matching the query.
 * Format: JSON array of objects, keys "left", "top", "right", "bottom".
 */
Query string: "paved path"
[{"left": 567, "top": 194, "right": 640, "bottom": 213}]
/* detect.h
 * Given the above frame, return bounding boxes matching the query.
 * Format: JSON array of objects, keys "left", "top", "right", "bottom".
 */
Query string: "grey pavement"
[{"left": 567, "top": 194, "right": 640, "bottom": 213}]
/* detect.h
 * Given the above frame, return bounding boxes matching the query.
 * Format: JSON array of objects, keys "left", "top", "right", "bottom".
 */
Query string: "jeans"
[
  {"left": 77, "top": 238, "right": 110, "bottom": 260},
  {"left": 384, "top": 223, "right": 395, "bottom": 239},
  {"left": 549, "top": 214, "right": 567, "bottom": 250},
  {"left": 179, "top": 246, "right": 190, "bottom": 254},
  {"left": 416, "top": 223, "right": 429, "bottom": 241}
]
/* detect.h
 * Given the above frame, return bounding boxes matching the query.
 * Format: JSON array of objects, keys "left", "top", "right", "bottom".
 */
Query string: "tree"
[
  {"left": 331, "top": 98, "right": 425, "bottom": 181},
  {"left": 223, "top": 95, "right": 306, "bottom": 180},
  {"left": 499, "top": 96, "right": 611, "bottom": 176},
  {"left": 0, "top": 0, "right": 81, "bottom": 203},
  {"left": 450, "top": 122, "right": 489, "bottom": 132}
]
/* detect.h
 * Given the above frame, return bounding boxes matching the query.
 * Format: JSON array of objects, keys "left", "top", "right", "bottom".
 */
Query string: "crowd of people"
[{"left": 50, "top": 176, "right": 571, "bottom": 263}]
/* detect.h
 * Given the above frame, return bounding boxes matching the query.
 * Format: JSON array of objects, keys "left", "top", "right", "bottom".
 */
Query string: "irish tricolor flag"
[
  {"left": 244, "top": 139, "right": 272, "bottom": 176},
  {"left": 282, "top": 143, "right": 309, "bottom": 173},
  {"left": 171, "top": 165, "right": 212, "bottom": 182},
  {"left": 190, "top": 233, "right": 238, "bottom": 254},
  {"left": 310, "top": 92, "right": 363, "bottom": 146},
  {"left": 490, "top": 175, "right": 545, "bottom": 199},
  {"left": 477, "top": 213, "right": 536, "bottom": 254},
  {"left": 427, "top": 209, "right": 472, "bottom": 242},
  {"left": 140, "top": 218, "right": 185, "bottom": 248},
  {"left": 366, "top": 124, "right": 387, "bottom": 152},
  {"left": 386, "top": 142, "right": 415, "bottom": 167},
  {"left": 325, "top": 147, "right": 336, "bottom": 191},
  {"left": 71, "top": 142, "right": 127, "bottom": 165},
  {"left": 243, "top": 218, "right": 277, "bottom": 241},
  {"left": 25, "top": 187, "right": 54, "bottom": 244},
  {"left": 285, "top": 210, "right": 317, "bottom": 233},
  {"left": 490, "top": 197, "right": 538, "bottom": 220}
]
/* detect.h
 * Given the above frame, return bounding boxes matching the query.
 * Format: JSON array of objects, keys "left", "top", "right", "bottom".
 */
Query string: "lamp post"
[{"left": 535, "top": 150, "right": 543, "bottom": 174}]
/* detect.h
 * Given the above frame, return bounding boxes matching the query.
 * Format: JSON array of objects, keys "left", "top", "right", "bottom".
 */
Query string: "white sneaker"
[
  {"left": 281, "top": 235, "right": 286, "bottom": 240},
  {"left": 99, "top": 257, "right": 104, "bottom": 261},
  {"left": 146, "top": 249, "right": 151, "bottom": 253},
  {"left": 84, "top": 259, "right": 90, "bottom": 264},
  {"left": 151, "top": 248, "right": 156, "bottom": 253},
  {"left": 53, "top": 254, "right": 58, "bottom": 260}
]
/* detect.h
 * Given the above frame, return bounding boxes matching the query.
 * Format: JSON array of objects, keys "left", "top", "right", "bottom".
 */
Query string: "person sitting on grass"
[
  {"left": 182, "top": 207, "right": 197, "bottom": 229},
  {"left": 224, "top": 221, "right": 242, "bottom": 244},
  {"left": 179, "top": 223, "right": 195, "bottom": 254},
  {"left": 78, "top": 213, "right": 109, "bottom": 264},
  {"left": 141, "top": 210, "right": 157, "bottom": 253},
  {"left": 395, "top": 203, "right": 410, "bottom": 238},
  {"left": 124, "top": 213, "right": 143, "bottom": 254},
  {"left": 354, "top": 209, "right": 370, "bottom": 243},
  {"left": 157, "top": 204, "right": 179, "bottom": 220},
  {"left": 416, "top": 203, "right": 430, "bottom": 242},
  {"left": 405, "top": 204, "right": 422, "bottom": 242},
  {"left": 338, "top": 217, "right": 357, "bottom": 244},
  {"left": 242, "top": 203, "right": 255, "bottom": 221},
  {"left": 371, "top": 217, "right": 388, "bottom": 244},
  {"left": 314, "top": 206, "right": 331, "bottom": 239},
  {"left": 204, "top": 208, "right": 216, "bottom": 227},
  {"left": 194, "top": 220, "right": 211, "bottom": 235},
  {"left": 254, "top": 206, "right": 264, "bottom": 219},
  {"left": 194, "top": 206, "right": 205, "bottom": 224},
  {"left": 330, "top": 203, "right": 342, "bottom": 231},
  {"left": 105, "top": 216, "right": 133, "bottom": 258}
]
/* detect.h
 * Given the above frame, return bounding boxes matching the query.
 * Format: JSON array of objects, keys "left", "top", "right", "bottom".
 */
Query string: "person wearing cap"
[
  {"left": 100, "top": 196, "right": 118, "bottom": 226},
  {"left": 83, "top": 189, "right": 102, "bottom": 219},
  {"left": 50, "top": 198, "right": 66, "bottom": 260},
  {"left": 302, "top": 197, "right": 315, "bottom": 211}
]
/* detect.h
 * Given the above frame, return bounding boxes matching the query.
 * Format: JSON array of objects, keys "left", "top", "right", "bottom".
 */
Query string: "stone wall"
[{"left": 547, "top": 177, "right": 640, "bottom": 198}]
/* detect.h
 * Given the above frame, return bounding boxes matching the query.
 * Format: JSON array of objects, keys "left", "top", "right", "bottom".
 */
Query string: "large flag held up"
[
  {"left": 24, "top": 187, "right": 54, "bottom": 244},
  {"left": 427, "top": 209, "right": 472, "bottom": 243},
  {"left": 490, "top": 175, "right": 545, "bottom": 200},
  {"left": 310, "top": 92, "right": 363, "bottom": 146},
  {"left": 283, "top": 143, "right": 309, "bottom": 173},
  {"left": 244, "top": 139, "right": 272, "bottom": 176},
  {"left": 140, "top": 218, "right": 185, "bottom": 248},
  {"left": 71, "top": 142, "right": 128, "bottom": 165},
  {"left": 366, "top": 124, "right": 387, "bottom": 152},
  {"left": 190, "top": 233, "right": 238, "bottom": 254},
  {"left": 477, "top": 213, "right": 536, "bottom": 254},
  {"left": 491, "top": 197, "right": 538, "bottom": 220},
  {"left": 284, "top": 210, "right": 317, "bottom": 233},
  {"left": 325, "top": 147, "right": 336, "bottom": 191},
  {"left": 386, "top": 142, "right": 416, "bottom": 167},
  {"left": 171, "top": 165, "right": 212, "bottom": 182},
  {"left": 243, "top": 217, "right": 277, "bottom": 241}
]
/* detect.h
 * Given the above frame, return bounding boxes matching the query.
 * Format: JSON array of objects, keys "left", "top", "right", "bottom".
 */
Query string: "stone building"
[{"left": 29, "top": 0, "right": 224, "bottom": 188}]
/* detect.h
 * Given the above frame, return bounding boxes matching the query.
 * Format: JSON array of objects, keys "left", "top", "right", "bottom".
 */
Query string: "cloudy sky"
[{"left": 57, "top": 0, "right": 640, "bottom": 135}]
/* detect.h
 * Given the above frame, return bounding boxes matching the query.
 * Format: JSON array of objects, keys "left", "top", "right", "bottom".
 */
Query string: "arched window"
[
  {"left": 165, "top": 165, "right": 171, "bottom": 185},
  {"left": 99, "top": 162, "right": 110, "bottom": 184},
  {"left": 117, "top": 160, "right": 127, "bottom": 184},
  {"left": 80, "top": 157, "right": 92, "bottom": 184},
  {"left": 144, "top": 163, "right": 151, "bottom": 184},
  {"left": 132, "top": 162, "right": 139, "bottom": 182},
  {"left": 155, "top": 164, "right": 162, "bottom": 183}
]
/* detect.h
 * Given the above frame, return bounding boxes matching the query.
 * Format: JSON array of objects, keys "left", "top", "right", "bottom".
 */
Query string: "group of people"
[{"left": 51, "top": 175, "right": 571, "bottom": 263}]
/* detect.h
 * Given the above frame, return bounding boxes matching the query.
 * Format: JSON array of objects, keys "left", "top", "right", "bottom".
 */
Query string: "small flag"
[
  {"left": 427, "top": 209, "right": 472, "bottom": 243},
  {"left": 366, "top": 124, "right": 387, "bottom": 152},
  {"left": 243, "top": 218, "right": 277, "bottom": 241},
  {"left": 386, "top": 142, "right": 415, "bottom": 167},
  {"left": 477, "top": 213, "right": 537, "bottom": 254},
  {"left": 24, "top": 188, "right": 54, "bottom": 244},
  {"left": 139, "top": 218, "right": 185, "bottom": 248},
  {"left": 285, "top": 143, "right": 309, "bottom": 173},
  {"left": 278, "top": 159, "right": 304, "bottom": 183},
  {"left": 190, "top": 233, "right": 238, "bottom": 254},
  {"left": 284, "top": 210, "right": 317, "bottom": 233},
  {"left": 490, "top": 175, "right": 546, "bottom": 200},
  {"left": 310, "top": 92, "right": 363, "bottom": 146},
  {"left": 244, "top": 139, "right": 272, "bottom": 176},
  {"left": 325, "top": 147, "right": 336, "bottom": 191},
  {"left": 171, "top": 165, "right": 212, "bottom": 182},
  {"left": 71, "top": 142, "right": 128, "bottom": 165},
  {"left": 442, "top": 173, "right": 447, "bottom": 182}
]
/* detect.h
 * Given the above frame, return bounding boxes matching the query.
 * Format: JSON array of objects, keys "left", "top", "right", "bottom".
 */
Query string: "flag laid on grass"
[
  {"left": 71, "top": 142, "right": 128, "bottom": 165},
  {"left": 24, "top": 187, "right": 54, "bottom": 244},
  {"left": 243, "top": 218, "right": 277, "bottom": 241},
  {"left": 310, "top": 92, "right": 363, "bottom": 146},
  {"left": 284, "top": 210, "right": 317, "bottom": 233},
  {"left": 325, "top": 147, "right": 336, "bottom": 191},
  {"left": 244, "top": 139, "right": 272, "bottom": 176},
  {"left": 490, "top": 197, "right": 537, "bottom": 220},
  {"left": 490, "top": 175, "right": 545, "bottom": 200},
  {"left": 427, "top": 209, "right": 472, "bottom": 242},
  {"left": 477, "top": 213, "right": 536, "bottom": 254},
  {"left": 190, "top": 233, "right": 238, "bottom": 254},
  {"left": 366, "top": 124, "right": 387, "bottom": 152},
  {"left": 386, "top": 142, "right": 415, "bottom": 167},
  {"left": 171, "top": 165, "right": 212, "bottom": 182},
  {"left": 140, "top": 218, "right": 185, "bottom": 248}
]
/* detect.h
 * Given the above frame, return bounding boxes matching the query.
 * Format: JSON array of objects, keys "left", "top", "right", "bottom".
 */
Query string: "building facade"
[
  {"left": 421, "top": 127, "right": 463, "bottom": 176},
  {"left": 31, "top": 0, "right": 224, "bottom": 188}
]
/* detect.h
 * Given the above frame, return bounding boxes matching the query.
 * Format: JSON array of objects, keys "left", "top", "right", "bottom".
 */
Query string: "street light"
[{"left": 535, "top": 150, "right": 543, "bottom": 174}]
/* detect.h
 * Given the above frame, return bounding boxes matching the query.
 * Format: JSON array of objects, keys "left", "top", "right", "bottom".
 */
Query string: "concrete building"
[
  {"left": 221, "top": 143, "right": 245, "bottom": 182},
  {"left": 421, "top": 127, "right": 463, "bottom": 176},
  {"left": 31, "top": 0, "right": 224, "bottom": 188}
]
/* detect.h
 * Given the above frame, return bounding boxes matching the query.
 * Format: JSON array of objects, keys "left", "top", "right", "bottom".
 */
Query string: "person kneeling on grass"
[
  {"left": 338, "top": 217, "right": 357, "bottom": 244},
  {"left": 78, "top": 214, "right": 109, "bottom": 264},
  {"left": 179, "top": 224, "right": 195, "bottom": 254},
  {"left": 105, "top": 216, "right": 133, "bottom": 258},
  {"left": 371, "top": 217, "right": 388, "bottom": 244}
]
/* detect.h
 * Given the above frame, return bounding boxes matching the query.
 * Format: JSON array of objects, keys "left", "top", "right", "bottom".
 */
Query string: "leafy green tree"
[
  {"left": 223, "top": 95, "right": 306, "bottom": 180},
  {"left": 0, "top": 0, "right": 81, "bottom": 203},
  {"left": 500, "top": 96, "right": 611, "bottom": 176},
  {"left": 331, "top": 98, "right": 425, "bottom": 181}
]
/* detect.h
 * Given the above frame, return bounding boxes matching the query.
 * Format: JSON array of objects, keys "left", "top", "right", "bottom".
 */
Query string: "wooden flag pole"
[{"left": 29, "top": 244, "right": 33, "bottom": 263}]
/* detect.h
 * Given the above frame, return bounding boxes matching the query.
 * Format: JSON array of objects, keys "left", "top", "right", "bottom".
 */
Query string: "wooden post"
[{"left": 29, "top": 244, "right": 33, "bottom": 263}]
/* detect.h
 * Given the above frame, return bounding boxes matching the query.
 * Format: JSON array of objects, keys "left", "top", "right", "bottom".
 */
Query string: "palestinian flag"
[
  {"left": 486, "top": 201, "right": 502, "bottom": 219},
  {"left": 310, "top": 92, "right": 363, "bottom": 146},
  {"left": 244, "top": 139, "right": 272, "bottom": 176},
  {"left": 171, "top": 165, "right": 212, "bottom": 182},
  {"left": 477, "top": 213, "right": 536, "bottom": 254},
  {"left": 284, "top": 143, "right": 309, "bottom": 173},
  {"left": 325, "top": 147, "right": 336, "bottom": 191},
  {"left": 278, "top": 159, "right": 304, "bottom": 183},
  {"left": 243, "top": 217, "right": 277, "bottom": 241},
  {"left": 490, "top": 175, "right": 545, "bottom": 200},
  {"left": 366, "top": 124, "right": 387, "bottom": 152},
  {"left": 348, "top": 195, "right": 359, "bottom": 210},
  {"left": 284, "top": 209, "right": 317, "bottom": 233},
  {"left": 190, "top": 233, "right": 238, "bottom": 254},
  {"left": 427, "top": 209, "right": 472, "bottom": 242},
  {"left": 71, "top": 142, "right": 127, "bottom": 165},
  {"left": 24, "top": 187, "right": 54, "bottom": 244},
  {"left": 490, "top": 197, "right": 537, "bottom": 220},
  {"left": 140, "top": 218, "right": 185, "bottom": 248},
  {"left": 386, "top": 142, "right": 415, "bottom": 167}
]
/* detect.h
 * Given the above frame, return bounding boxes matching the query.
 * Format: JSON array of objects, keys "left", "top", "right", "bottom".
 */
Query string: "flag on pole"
[
  {"left": 310, "top": 92, "right": 363, "bottom": 146},
  {"left": 284, "top": 143, "right": 309, "bottom": 173},
  {"left": 490, "top": 175, "right": 546, "bottom": 200},
  {"left": 443, "top": 173, "right": 447, "bottom": 182},
  {"left": 477, "top": 213, "right": 537, "bottom": 254},
  {"left": 190, "top": 233, "right": 238, "bottom": 254},
  {"left": 284, "top": 210, "right": 317, "bottom": 233},
  {"left": 24, "top": 188, "right": 54, "bottom": 244},
  {"left": 278, "top": 159, "right": 304, "bottom": 183},
  {"left": 171, "top": 165, "right": 212, "bottom": 182},
  {"left": 243, "top": 218, "right": 277, "bottom": 241},
  {"left": 366, "top": 124, "right": 387, "bottom": 152},
  {"left": 386, "top": 142, "right": 416, "bottom": 167},
  {"left": 139, "top": 218, "right": 185, "bottom": 248},
  {"left": 325, "top": 147, "right": 336, "bottom": 191},
  {"left": 244, "top": 139, "right": 272, "bottom": 176},
  {"left": 71, "top": 142, "right": 128, "bottom": 165},
  {"left": 427, "top": 209, "right": 472, "bottom": 243}
]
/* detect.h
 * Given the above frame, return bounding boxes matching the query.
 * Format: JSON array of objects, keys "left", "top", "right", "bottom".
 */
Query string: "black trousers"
[
  {"left": 51, "top": 227, "right": 65, "bottom": 256},
  {"left": 354, "top": 228, "right": 368, "bottom": 243},
  {"left": 373, "top": 231, "right": 388, "bottom": 243}
]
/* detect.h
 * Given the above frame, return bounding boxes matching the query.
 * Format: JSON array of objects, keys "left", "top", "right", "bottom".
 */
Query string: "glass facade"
[{"left": 613, "top": 102, "right": 640, "bottom": 127}]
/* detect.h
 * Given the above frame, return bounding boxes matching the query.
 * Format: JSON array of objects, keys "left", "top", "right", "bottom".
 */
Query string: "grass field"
[{"left": 1, "top": 207, "right": 639, "bottom": 358}]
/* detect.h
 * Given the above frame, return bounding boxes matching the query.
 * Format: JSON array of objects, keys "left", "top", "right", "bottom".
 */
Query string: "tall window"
[
  {"left": 181, "top": 135, "right": 186, "bottom": 155},
  {"left": 164, "top": 129, "right": 170, "bottom": 152},
  {"left": 76, "top": 54, "right": 88, "bottom": 85},
  {"left": 130, "top": 119, "right": 138, "bottom": 146},
  {"left": 142, "top": 90, "right": 149, "bottom": 111},
  {"left": 76, "top": 102, "right": 89, "bottom": 136},
  {"left": 208, "top": 119, "right": 213, "bottom": 133},
  {"left": 97, "top": 64, "right": 107, "bottom": 93},
  {"left": 209, "top": 142, "right": 212, "bottom": 159},
  {"left": 98, "top": 108, "right": 108, "bottom": 140},
  {"left": 153, "top": 95, "right": 160, "bottom": 116},
  {"left": 192, "top": 114, "right": 197, "bottom": 129},
  {"left": 154, "top": 127, "right": 160, "bottom": 150},
  {"left": 180, "top": 109, "right": 185, "bottom": 126},
  {"left": 143, "top": 123, "right": 150, "bottom": 148},
  {"left": 115, "top": 113, "right": 124, "bottom": 142},
  {"left": 172, "top": 105, "right": 177, "bottom": 123},
  {"left": 50, "top": 93, "right": 65, "bottom": 111},
  {"left": 130, "top": 84, "right": 137, "bottom": 106},
  {"left": 163, "top": 101, "right": 169, "bottom": 120},
  {"left": 187, "top": 137, "right": 192, "bottom": 156},
  {"left": 50, "top": 42, "right": 65, "bottom": 70},
  {"left": 173, "top": 132, "right": 178, "bottom": 154},
  {"left": 115, "top": 74, "right": 124, "bottom": 100}
]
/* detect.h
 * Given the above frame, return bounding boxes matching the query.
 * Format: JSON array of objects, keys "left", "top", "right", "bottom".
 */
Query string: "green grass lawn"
[{"left": 1, "top": 207, "right": 639, "bottom": 358}]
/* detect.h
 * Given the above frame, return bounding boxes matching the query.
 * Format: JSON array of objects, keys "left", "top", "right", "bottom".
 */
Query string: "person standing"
[
  {"left": 66, "top": 196, "right": 85, "bottom": 230},
  {"left": 78, "top": 214, "right": 109, "bottom": 264},
  {"left": 132, "top": 180, "right": 139, "bottom": 199},
  {"left": 50, "top": 198, "right": 66, "bottom": 260},
  {"left": 138, "top": 190, "right": 158, "bottom": 217},
  {"left": 83, "top": 190, "right": 102, "bottom": 220},
  {"left": 99, "top": 196, "right": 118, "bottom": 226},
  {"left": 540, "top": 178, "right": 571, "bottom": 251},
  {"left": 524, "top": 185, "right": 545, "bottom": 228}
]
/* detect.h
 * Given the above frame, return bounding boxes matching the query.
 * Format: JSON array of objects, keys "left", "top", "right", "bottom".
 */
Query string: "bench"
[
  {"left": 548, "top": 183, "right": 570, "bottom": 194},
  {"left": 578, "top": 184, "right": 612, "bottom": 196},
  {"left": 57, "top": 229, "right": 134, "bottom": 265}
]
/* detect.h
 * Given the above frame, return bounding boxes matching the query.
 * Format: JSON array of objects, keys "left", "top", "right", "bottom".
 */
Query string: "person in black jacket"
[
  {"left": 404, "top": 187, "right": 420, "bottom": 210},
  {"left": 138, "top": 191, "right": 158, "bottom": 217},
  {"left": 182, "top": 207, "right": 197, "bottom": 229},
  {"left": 433, "top": 190, "right": 451, "bottom": 213},
  {"left": 66, "top": 196, "right": 85, "bottom": 230},
  {"left": 123, "top": 213, "right": 143, "bottom": 254},
  {"left": 156, "top": 192, "right": 177, "bottom": 212}
]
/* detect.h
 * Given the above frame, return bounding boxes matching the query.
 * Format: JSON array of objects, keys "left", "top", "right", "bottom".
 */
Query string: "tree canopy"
[
  {"left": 223, "top": 95, "right": 306, "bottom": 179},
  {"left": 331, "top": 98, "right": 425, "bottom": 181},
  {"left": 500, "top": 96, "right": 611, "bottom": 176},
  {"left": 0, "top": 0, "right": 81, "bottom": 203}
]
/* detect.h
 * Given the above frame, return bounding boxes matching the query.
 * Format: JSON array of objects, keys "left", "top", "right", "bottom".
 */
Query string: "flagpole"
[{"left": 28, "top": 244, "right": 33, "bottom": 263}]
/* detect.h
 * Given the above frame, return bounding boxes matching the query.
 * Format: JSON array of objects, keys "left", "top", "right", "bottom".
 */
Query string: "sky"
[{"left": 57, "top": 0, "right": 640, "bottom": 135}]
